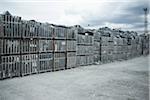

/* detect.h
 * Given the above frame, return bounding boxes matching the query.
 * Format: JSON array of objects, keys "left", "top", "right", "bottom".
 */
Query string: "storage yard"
[
  {"left": 0, "top": 55, "right": 149, "bottom": 100},
  {"left": 0, "top": 8, "right": 149, "bottom": 100},
  {"left": 0, "top": 11, "right": 149, "bottom": 80}
]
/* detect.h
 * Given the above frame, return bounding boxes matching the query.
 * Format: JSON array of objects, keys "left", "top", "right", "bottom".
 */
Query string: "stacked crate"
[
  {"left": 118, "top": 31, "right": 128, "bottom": 60},
  {"left": 21, "top": 20, "right": 39, "bottom": 75},
  {"left": 131, "top": 32, "right": 139, "bottom": 58},
  {"left": 0, "top": 12, "right": 22, "bottom": 79},
  {"left": 93, "top": 30, "right": 101, "bottom": 64},
  {"left": 126, "top": 32, "right": 134, "bottom": 59},
  {"left": 52, "top": 25, "right": 67, "bottom": 71},
  {"left": 136, "top": 36, "right": 142, "bottom": 56},
  {"left": 101, "top": 35, "right": 114, "bottom": 63},
  {"left": 38, "top": 23, "right": 53, "bottom": 73},
  {"left": 99, "top": 28, "right": 114, "bottom": 63},
  {"left": 129, "top": 33, "right": 136, "bottom": 58},
  {"left": 112, "top": 30, "right": 126, "bottom": 61},
  {"left": 66, "top": 27, "right": 76, "bottom": 68},
  {"left": 75, "top": 25, "right": 94, "bottom": 66},
  {"left": 124, "top": 32, "right": 131, "bottom": 59}
]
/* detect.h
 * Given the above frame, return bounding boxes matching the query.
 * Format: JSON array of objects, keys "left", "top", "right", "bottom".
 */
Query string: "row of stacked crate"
[
  {"left": 0, "top": 53, "right": 54, "bottom": 78},
  {"left": 96, "top": 27, "right": 147, "bottom": 63},
  {"left": 0, "top": 11, "right": 149, "bottom": 80},
  {"left": 0, "top": 12, "right": 77, "bottom": 79},
  {"left": 75, "top": 25, "right": 94, "bottom": 66},
  {"left": 0, "top": 39, "right": 54, "bottom": 54}
]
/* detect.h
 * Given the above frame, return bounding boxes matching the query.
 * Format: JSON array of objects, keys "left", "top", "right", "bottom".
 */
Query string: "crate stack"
[
  {"left": 121, "top": 31, "right": 129, "bottom": 60},
  {"left": 112, "top": 30, "right": 125, "bottom": 61},
  {"left": 21, "top": 20, "right": 40, "bottom": 76},
  {"left": 52, "top": 24, "right": 67, "bottom": 71},
  {"left": 123, "top": 31, "right": 130, "bottom": 59},
  {"left": 113, "top": 35, "right": 119, "bottom": 61},
  {"left": 66, "top": 27, "right": 77, "bottom": 69},
  {"left": 118, "top": 31, "right": 128, "bottom": 60},
  {"left": 130, "top": 32, "right": 140, "bottom": 58},
  {"left": 0, "top": 11, "right": 22, "bottom": 79},
  {"left": 75, "top": 25, "right": 94, "bottom": 66},
  {"left": 136, "top": 36, "right": 143, "bottom": 56},
  {"left": 93, "top": 30, "right": 101, "bottom": 64},
  {"left": 99, "top": 27, "right": 114, "bottom": 63},
  {"left": 129, "top": 33, "right": 136, "bottom": 58},
  {"left": 136, "top": 37, "right": 143, "bottom": 56},
  {"left": 38, "top": 23, "right": 53, "bottom": 73}
]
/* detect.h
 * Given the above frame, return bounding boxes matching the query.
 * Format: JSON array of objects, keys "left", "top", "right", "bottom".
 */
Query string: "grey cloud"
[{"left": 82, "top": 1, "right": 149, "bottom": 31}]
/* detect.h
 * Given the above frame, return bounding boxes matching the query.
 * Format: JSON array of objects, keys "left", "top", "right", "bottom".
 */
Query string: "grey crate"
[
  {"left": 67, "top": 52, "right": 76, "bottom": 68},
  {"left": 85, "top": 35, "right": 94, "bottom": 44},
  {"left": 101, "top": 54, "right": 114, "bottom": 63},
  {"left": 54, "top": 52, "right": 66, "bottom": 70},
  {"left": 66, "top": 28, "right": 76, "bottom": 39},
  {"left": 77, "top": 34, "right": 85, "bottom": 44},
  {"left": 77, "top": 34, "right": 93, "bottom": 45},
  {"left": 94, "top": 31, "right": 101, "bottom": 41},
  {"left": 39, "top": 53, "right": 53, "bottom": 72},
  {"left": 1, "top": 55, "right": 21, "bottom": 79},
  {"left": 39, "top": 40, "right": 53, "bottom": 52},
  {"left": 76, "top": 55, "right": 93, "bottom": 66},
  {"left": 54, "top": 40, "right": 66, "bottom": 52},
  {"left": 38, "top": 23, "right": 53, "bottom": 38},
  {"left": 77, "top": 45, "right": 93, "bottom": 55},
  {"left": 21, "top": 54, "right": 38, "bottom": 75},
  {"left": 101, "top": 54, "right": 109, "bottom": 63},
  {"left": 86, "top": 55, "right": 94, "bottom": 65},
  {"left": 53, "top": 25, "right": 67, "bottom": 39},
  {"left": 101, "top": 45, "right": 113, "bottom": 55},
  {"left": 94, "top": 54, "right": 100, "bottom": 64},
  {"left": 1, "top": 39, "right": 20, "bottom": 55},
  {"left": 21, "top": 39, "right": 38, "bottom": 53},
  {"left": 94, "top": 41, "right": 100, "bottom": 51},
  {"left": 1, "top": 14, "right": 21, "bottom": 37},
  {"left": 76, "top": 56, "right": 86, "bottom": 66},
  {"left": 67, "top": 40, "right": 76, "bottom": 51},
  {"left": 101, "top": 36, "right": 113, "bottom": 46},
  {"left": 22, "top": 20, "right": 39, "bottom": 38}
]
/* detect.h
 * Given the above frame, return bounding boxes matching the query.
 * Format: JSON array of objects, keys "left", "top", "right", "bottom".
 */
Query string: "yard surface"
[{"left": 0, "top": 56, "right": 149, "bottom": 100}]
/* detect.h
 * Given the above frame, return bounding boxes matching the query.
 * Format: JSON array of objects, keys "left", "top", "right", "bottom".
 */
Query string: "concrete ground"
[{"left": 0, "top": 56, "right": 149, "bottom": 100}]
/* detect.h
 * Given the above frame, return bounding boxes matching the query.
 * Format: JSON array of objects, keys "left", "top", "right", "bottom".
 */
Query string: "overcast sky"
[{"left": 0, "top": 0, "right": 149, "bottom": 33}]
